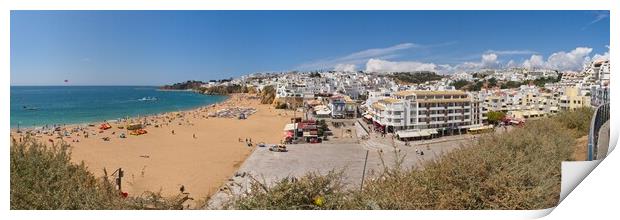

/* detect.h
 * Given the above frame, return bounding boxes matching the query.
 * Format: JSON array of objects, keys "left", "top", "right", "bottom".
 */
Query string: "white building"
[{"left": 368, "top": 90, "right": 482, "bottom": 136}]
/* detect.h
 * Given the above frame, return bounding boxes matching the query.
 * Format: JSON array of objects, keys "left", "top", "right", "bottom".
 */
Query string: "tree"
[
  {"left": 451, "top": 80, "right": 469, "bottom": 90},
  {"left": 488, "top": 77, "right": 498, "bottom": 87},
  {"left": 389, "top": 71, "right": 444, "bottom": 84},
  {"left": 470, "top": 81, "right": 484, "bottom": 91},
  {"left": 503, "top": 81, "right": 522, "bottom": 89},
  {"left": 486, "top": 111, "right": 506, "bottom": 125}
]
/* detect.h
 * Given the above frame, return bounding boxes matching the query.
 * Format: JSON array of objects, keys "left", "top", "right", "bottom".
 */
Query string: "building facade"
[{"left": 368, "top": 90, "right": 481, "bottom": 134}]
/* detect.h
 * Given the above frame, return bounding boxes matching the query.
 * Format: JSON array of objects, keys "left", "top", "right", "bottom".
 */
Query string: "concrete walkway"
[{"left": 596, "top": 121, "right": 610, "bottom": 160}]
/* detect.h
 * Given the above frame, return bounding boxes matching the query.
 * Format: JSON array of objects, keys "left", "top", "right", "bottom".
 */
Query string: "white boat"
[{"left": 138, "top": 97, "right": 157, "bottom": 101}]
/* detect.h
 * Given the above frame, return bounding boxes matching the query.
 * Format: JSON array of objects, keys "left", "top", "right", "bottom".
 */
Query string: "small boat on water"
[
  {"left": 138, "top": 97, "right": 157, "bottom": 101},
  {"left": 22, "top": 106, "right": 39, "bottom": 111}
]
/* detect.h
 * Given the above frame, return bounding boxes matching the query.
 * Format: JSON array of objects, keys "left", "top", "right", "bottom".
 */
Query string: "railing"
[{"left": 588, "top": 102, "right": 610, "bottom": 161}]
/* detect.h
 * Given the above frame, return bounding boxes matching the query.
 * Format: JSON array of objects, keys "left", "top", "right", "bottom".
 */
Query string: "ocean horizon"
[{"left": 10, "top": 86, "right": 227, "bottom": 128}]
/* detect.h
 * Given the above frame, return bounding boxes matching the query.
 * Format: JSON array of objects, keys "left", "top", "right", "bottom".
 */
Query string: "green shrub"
[{"left": 231, "top": 171, "right": 353, "bottom": 210}]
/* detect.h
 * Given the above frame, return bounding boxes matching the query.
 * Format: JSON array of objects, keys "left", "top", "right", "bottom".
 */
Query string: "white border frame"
[{"left": 1, "top": 1, "right": 615, "bottom": 219}]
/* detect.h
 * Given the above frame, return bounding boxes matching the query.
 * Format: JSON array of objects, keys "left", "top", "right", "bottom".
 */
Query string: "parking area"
[{"left": 205, "top": 131, "right": 477, "bottom": 208}]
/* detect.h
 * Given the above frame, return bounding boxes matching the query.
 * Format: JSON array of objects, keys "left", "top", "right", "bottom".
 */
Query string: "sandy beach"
[{"left": 10, "top": 93, "right": 293, "bottom": 202}]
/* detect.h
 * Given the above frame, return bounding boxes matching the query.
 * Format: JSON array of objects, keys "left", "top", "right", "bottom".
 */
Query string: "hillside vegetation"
[
  {"left": 230, "top": 108, "right": 593, "bottom": 210},
  {"left": 389, "top": 71, "right": 444, "bottom": 84},
  {"left": 10, "top": 139, "right": 186, "bottom": 210},
  {"left": 200, "top": 84, "right": 254, "bottom": 95}
]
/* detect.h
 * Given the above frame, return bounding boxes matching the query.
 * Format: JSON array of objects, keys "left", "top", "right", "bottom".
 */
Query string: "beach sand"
[{"left": 11, "top": 93, "right": 294, "bottom": 203}]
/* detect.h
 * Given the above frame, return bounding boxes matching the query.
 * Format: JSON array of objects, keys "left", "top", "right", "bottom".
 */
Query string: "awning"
[
  {"left": 396, "top": 130, "right": 431, "bottom": 138},
  {"left": 303, "top": 131, "right": 318, "bottom": 137},
  {"left": 424, "top": 129, "right": 439, "bottom": 135},
  {"left": 283, "top": 123, "right": 298, "bottom": 131},
  {"left": 468, "top": 125, "right": 494, "bottom": 131}
]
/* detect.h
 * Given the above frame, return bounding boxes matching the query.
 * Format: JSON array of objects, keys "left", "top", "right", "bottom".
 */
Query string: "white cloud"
[
  {"left": 365, "top": 59, "right": 437, "bottom": 73},
  {"left": 589, "top": 11, "right": 610, "bottom": 25},
  {"left": 297, "top": 43, "right": 418, "bottom": 70},
  {"left": 520, "top": 47, "right": 609, "bottom": 71},
  {"left": 481, "top": 53, "right": 499, "bottom": 68},
  {"left": 440, "top": 53, "right": 499, "bottom": 73},
  {"left": 522, "top": 54, "right": 545, "bottom": 70},
  {"left": 340, "top": 43, "right": 417, "bottom": 61},
  {"left": 592, "top": 52, "right": 609, "bottom": 62},
  {"left": 305, "top": 45, "right": 606, "bottom": 74},
  {"left": 333, "top": 64, "right": 357, "bottom": 72},
  {"left": 485, "top": 50, "right": 536, "bottom": 55},
  {"left": 544, "top": 47, "right": 593, "bottom": 71},
  {"left": 505, "top": 60, "right": 518, "bottom": 68}
]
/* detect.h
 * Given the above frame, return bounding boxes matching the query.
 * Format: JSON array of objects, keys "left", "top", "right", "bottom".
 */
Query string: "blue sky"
[{"left": 11, "top": 11, "right": 610, "bottom": 86}]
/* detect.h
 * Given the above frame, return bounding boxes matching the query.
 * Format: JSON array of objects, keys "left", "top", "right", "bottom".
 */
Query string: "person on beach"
[
  {"left": 172, "top": 130, "right": 175, "bottom": 135},
  {"left": 193, "top": 134, "right": 196, "bottom": 139}
]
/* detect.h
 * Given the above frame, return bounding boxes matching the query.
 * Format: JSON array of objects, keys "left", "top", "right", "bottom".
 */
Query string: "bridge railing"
[{"left": 588, "top": 102, "right": 610, "bottom": 161}]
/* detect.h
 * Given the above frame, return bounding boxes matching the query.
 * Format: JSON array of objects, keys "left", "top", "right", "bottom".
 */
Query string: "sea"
[{"left": 10, "top": 86, "right": 228, "bottom": 128}]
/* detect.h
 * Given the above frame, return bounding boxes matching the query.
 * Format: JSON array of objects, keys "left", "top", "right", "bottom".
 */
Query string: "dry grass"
[
  {"left": 10, "top": 138, "right": 124, "bottom": 209},
  {"left": 571, "top": 136, "right": 589, "bottom": 161},
  {"left": 356, "top": 119, "right": 574, "bottom": 209}
]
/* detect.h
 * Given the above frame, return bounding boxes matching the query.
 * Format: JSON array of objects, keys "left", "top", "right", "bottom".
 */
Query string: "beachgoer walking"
[{"left": 172, "top": 130, "right": 175, "bottom": 135}]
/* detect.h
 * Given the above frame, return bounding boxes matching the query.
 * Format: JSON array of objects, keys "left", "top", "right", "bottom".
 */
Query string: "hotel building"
[{"left": 368, "top": 90, "right": 482, "bottom": 135}]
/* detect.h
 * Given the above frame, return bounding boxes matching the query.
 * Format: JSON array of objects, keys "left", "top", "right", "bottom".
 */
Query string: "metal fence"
[{"left": 588, "top": 102, "right": 610, "bottom": 161}]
